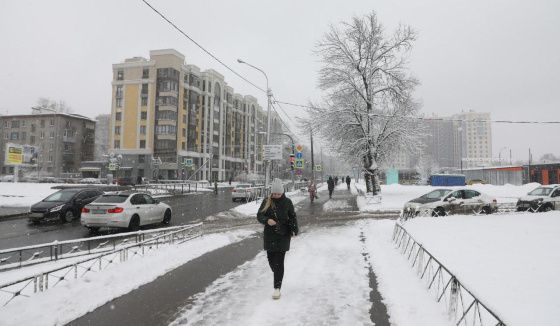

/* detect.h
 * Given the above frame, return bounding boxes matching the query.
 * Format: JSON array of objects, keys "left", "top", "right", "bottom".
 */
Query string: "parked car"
[
  {"left": 516, "top": 185, "right": 560, "bottom": 212},
  {"left": 116, "top": 177, "right": 134, "bottom": 186},
  {"left": 0, "top": 175, "right": 14, "bottom": 182},
  {"left": 79, "top": 178, "right": 101, "bottom": 184},
  {"left": 81, "top": 192, "right": 172, "bottom": 232},
  {"left": 29, "top": 188, "right": 104, "bottom": 224},
  {"left": 402, "top": 188, "right": 498, "bottom": 218},
  {"left": 231, "top": 183, "right": 257, "bottom": 202}
]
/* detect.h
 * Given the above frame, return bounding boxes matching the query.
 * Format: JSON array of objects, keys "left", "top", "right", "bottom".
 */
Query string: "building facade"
[
  {"left": 453, "top": 111, "right": 493, "bottom": 169},
  {"left": 94, "top": 114, "right": 110, "bottom": 161},
  {"left": 110, "top": 49, "right": 282, "bottom": 182},
  {"left": 0, "top": 112, "right": 95, "bottom": 177}
]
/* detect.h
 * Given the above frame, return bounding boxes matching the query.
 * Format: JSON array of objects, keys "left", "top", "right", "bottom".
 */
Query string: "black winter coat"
[{"left": 256, "top": 194, "right": 299, "bottom": 252}]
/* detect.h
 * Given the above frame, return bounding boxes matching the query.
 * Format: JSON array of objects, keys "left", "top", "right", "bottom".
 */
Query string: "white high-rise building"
[{"left": 453, "top": 111, "right": 492, "bottom": 169}]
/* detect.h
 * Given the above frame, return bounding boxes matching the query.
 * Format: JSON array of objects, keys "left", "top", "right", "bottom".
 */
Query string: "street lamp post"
[{"left": 237, "top": 59, "right": 272, "bottom": 191}]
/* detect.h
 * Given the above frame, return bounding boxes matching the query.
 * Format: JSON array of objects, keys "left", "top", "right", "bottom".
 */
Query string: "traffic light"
[{"left": 289, "top": 153, "right": 295, "bottom": 170}]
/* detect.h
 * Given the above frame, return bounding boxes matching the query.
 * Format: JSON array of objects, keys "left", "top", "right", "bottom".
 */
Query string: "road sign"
[
  {"left": 5, "top": 144, "right": 23, "bottom": 165},
  {"left": 295, "top": 152, "right": 303, "bottom": 159},
  {"left": 108, "top": 163, "right": 118, "bottom": 171},
  {"left": 183, "top": 158, "right": 193, "bottom": 167},
  {"left": 295, "top": 144, "right": 303, "bottom": 152},
  {"left": 263, "top": 145, "right": 283, "bottom": 160},
  {"left": 315, "top": 164, "right": 322, "bottom": 171},
  {"left": 295, "top": 159, "right": 304, "bottom": 169},
  {"left": 296, "top": 169, "right": 303, "bottom": 175}
]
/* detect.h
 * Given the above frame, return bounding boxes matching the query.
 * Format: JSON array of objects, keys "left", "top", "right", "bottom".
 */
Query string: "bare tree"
[
  {"left": 312, "top": 11, "right": 420, "bottom": 194},
  {"left": 35, "top": 97, "right": 73, "bottom": 113}
]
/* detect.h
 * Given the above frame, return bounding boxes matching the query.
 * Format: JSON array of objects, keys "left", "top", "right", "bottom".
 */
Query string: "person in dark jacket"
[
  {"left": 257, "top": 178, "right": 298, "bottom": 300},
  {"left": 327, "top": 176, "right": 335, "bottom": 199},
  {"left": 345, "top": 175, "right": 351, "bottom": 190}
]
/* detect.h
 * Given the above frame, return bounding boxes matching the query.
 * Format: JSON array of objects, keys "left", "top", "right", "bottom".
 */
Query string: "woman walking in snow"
[{"left": 257, "top": 178, "right": 299, "bottom": 300}]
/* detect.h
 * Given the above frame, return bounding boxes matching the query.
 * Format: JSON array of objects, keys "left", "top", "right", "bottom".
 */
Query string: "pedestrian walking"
[
  {"left": 334, "top": 176, "right": 338, "bottom": 185},
  {"left": 327, "top": 176, "right": 335, "bottom": 199},
  {"left": 257, "top": 178, "right": 299, "bottom": 300},
  {"left": 345, "top": 175, "right": 351, "bottom": 190}
]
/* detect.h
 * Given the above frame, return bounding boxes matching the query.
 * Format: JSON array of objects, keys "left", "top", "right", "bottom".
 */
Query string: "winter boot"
[{"left": 272, "top": 288, "right": 281, "bottom": 300}]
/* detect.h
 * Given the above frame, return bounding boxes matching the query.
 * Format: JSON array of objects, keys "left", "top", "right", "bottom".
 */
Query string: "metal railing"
[
  {"left": 0, "top": 223, "right": 202, "bottom": 307},
  {"left": 401, "top": 202, "right": 520, "bottom": 220},
  {"left": 0, "top": 225, "right": 194, "bottom": 271},
  {"left": 133, "top": 181, "right": 207, "bottom": 196},
  {"left": 392, "top": 223, "right": 507, "bottom": 326}
]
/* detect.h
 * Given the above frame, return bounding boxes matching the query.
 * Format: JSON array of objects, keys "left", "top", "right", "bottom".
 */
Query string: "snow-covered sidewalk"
[{"left": 169, "top": 220, "right": 451, "bottom": 326}]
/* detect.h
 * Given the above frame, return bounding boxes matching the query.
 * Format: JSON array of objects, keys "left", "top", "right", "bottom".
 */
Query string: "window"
[
  {"left": 115, "top": 112, "right": 122, "bottom": 121},
  {"left": 40, "top": 131, "right": 45, "bottom": 139},
  {"left": 115, "top": 85, "right": 123, "bottom": 98},
  {"left": 142, "top": 194, "right": 154, "bottom": 204},
  {"left": 49, "top": 143, "right": 54, "bottom": 150},
  {"left": 50, "top": 131, "right": 54, "bottom": 138},
  {"left": 138, "top": 155, "right": 145, "bottom": 163},
  {"left": 182, "top": 128, "right": 186, "bottom": 137},
  {"left": 114, "top": 126, "right": 121, "bottom": 135},
  {"left": 30, "top": 135, "right": 35, "bottom": 144},
  {"left": 182, "top": 141, "right": 186, "bottom": 150},
  {"left": 141, "top": 111, "right": 147, "bottom": 120},
  {"left": 31, "top": 124, "right": 36, "bottom": 132},
  {"left": 40, "top": 120, "right": 45, "bottom": 128},
  {"left": 182, "top": 114, "right": 186, "bottom": 123},
  {"left": 21, "top": 131, "right": 26, "bottom": 140},
  {"left": 50, "top": 119, "right": 54, "bottom": 126},
  {"left": 138, "top": 169, "right": 144, "bottom": 177},
  {"left": 139, "top": 140, "right": 146, "bottom": 148},
  {"left": 141, "top": 83, "right": 148, "bottom": 95},
  {"left": 114, "top": 140, "right": 120, "bottom": 148},
  {"left": 10, "top": 132, "right": 18, "bottom": 140},
  {"left": 48, "top": 155, "right": 53, "bottom": 162},
  {"left": 11, "top": 120, "right": 20, "bottom": 128},
  {"left": 4, "top": 132, "right": 8, "bottom": 139},
  {"left": 140, "top": 125, "right": 146, "bottom": 134},
  {"left": 3, "top": 121, "right": 8, "bottom": 128},
  {"left": 116, "top": 70, "right": 124, "bottom": 80},
  {"left": 141, "top": 97, "right": 148, "bottom": 106},
  {"left": 130, "top": 194, "right": 146, "bottom": 205},
  {"left": 142, "top": 68, "right": 149, "bottom": 79},
  {"left": 116, "top": 98, "right": 123, "bottom": 108}
]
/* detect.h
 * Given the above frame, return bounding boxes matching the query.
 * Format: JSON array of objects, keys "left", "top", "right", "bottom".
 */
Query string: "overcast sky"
[{"left": 1, "top": 0, "right": 558, "bottom": 161}]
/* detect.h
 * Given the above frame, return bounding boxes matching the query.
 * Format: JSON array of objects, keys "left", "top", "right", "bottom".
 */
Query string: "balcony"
[
  {"left": 156, "top": 119, "right": 177, "bottom": 126},
  {"left": 63, "top": 136, "right": 75, "bottom": 143},
  {"left": 156, "top": 133, "right": 176, "bottom": 140},
  {"left": 157, "top": 105, "right": 177, "bottom": 112},
  {"left": 159, "top": 90, "right": 178, "bottom": 97}
]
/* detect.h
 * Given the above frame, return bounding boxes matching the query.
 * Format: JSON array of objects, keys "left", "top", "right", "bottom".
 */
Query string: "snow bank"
[
  {"left": 232, "top": 190, "right": 307, "bottom": 217},
  {"left": 402, "top": 212, "right": 560, "bottom": 325},
  {"left": 0, "top": 230, "right": 255, "bottom": 326},
  {"left": 0, "top": 183, "right": 64, "bottom": 207}
]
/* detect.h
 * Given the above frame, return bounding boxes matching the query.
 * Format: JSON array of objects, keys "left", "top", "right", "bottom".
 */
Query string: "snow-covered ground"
[
  {"left": 0, "top": 229, "right": 255, "bottom": 326},
  {"left": 0, "top": 183, "right": 64, "bottom": 207},
  {"left": 354, "top": 181, "right": 541, "bottom": 212},
  {"left": 233, "top": 189, "right": 308, "bottom": 217},
  {"left": 169, "top": 220, "right": 451, "bottom": 326},
  {"left": 402, "top": 212, "right": 560, "bottom": 325}
]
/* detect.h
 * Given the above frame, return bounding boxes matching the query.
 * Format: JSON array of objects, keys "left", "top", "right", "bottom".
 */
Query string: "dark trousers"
[
  {"left": 328, "top": 189, "right": 334, "bottom": 198},
  {"left": 267, "top": 251, "right": 286, "bottom": 289}
]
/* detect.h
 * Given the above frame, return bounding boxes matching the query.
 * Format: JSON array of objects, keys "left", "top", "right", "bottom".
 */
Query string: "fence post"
[{"left": 448, "top": 277, "right": 459, "bottom": 319}]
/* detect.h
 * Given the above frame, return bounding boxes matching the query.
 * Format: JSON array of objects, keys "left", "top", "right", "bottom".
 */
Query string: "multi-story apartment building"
[
  {"left": 421, "top": 115, "right": 456, "bottom": 168},
  {"left": 110, "top": 49, "right": 282, "bottom": 181},
  {"left": 0, "top": 112, "right": 95, "bottom": 177},
  {"left": 453, "top": 111, "right": 492, "bottom": 169},
  {"left": 94, "top": 114, "right": 110, "bottom": 161}
]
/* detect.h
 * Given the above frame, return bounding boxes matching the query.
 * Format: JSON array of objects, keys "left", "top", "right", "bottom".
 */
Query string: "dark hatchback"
[{"left": 29, "top": 188, "right": 103, "bottom": 224}]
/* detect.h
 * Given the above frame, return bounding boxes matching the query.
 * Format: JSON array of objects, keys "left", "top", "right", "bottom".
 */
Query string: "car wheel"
[
  {"left": 482, "top": 206, "right": 492, "bottom": 215},
  {"left": 162, "top": 209, "right": 171, "bottom": 225},
  {"left": 128, "top": 215, "right": 140, "bottom": 231},
  {"left": 87, "top": 226, "right": 100, "bottom": 233},
  {"left": 31, "top": 219, "right": 41, "bottom": 225},
  {"left": 61, "top": 210, "right": 74, "bottom": 223},
  {"left": 432, "top": 207, "right": 446, "bottom": 217},
  {"left": 542, "top": 205, "right": 553, "bottom": 212}
]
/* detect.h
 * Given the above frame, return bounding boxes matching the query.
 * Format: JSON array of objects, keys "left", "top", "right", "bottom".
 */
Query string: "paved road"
[
  {"left": 0, "top": 188, "right": 240, "bottom": 250},
  {"left": 69, "top": 188, "right": 390, "bottom": 326}
]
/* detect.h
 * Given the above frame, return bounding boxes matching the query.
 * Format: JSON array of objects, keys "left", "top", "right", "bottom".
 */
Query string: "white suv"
[
  {"left": 81, "top": 192, "right": 172, "bottom": 232},
  {"left": 516, "top": 185, "right": 560, "bottom": 212}
]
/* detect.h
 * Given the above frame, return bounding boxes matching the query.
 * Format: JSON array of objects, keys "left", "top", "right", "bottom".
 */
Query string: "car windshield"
[
  {"left": 93, "top": 194, "right": 129, "bottom": 203},
  {"left": 528, "top": 187, "right": 553, "bottom": 196},
  {"left": 43, "top": 190, "right": 79, "bottom": 202},
  {"left": 421, "top": 189, "right": 452, "bottom": 199}
]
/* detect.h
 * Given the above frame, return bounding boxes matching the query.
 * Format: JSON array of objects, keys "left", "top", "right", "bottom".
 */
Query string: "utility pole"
[
  {"left": 528, "top": 148, "right": 532, "bottom": 183},
  {"left": 310, "top": 128, "right": 315, "bottom": 182},
  {"left": 320, "top": 147, "right": 324, "bottom": 183}
]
